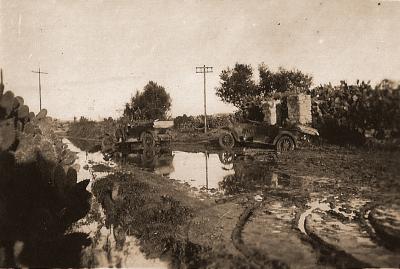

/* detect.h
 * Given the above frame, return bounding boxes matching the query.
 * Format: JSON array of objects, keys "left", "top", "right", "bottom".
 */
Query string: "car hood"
[{"left": 296, "top": 124, "right": 319, "bottom": 136}]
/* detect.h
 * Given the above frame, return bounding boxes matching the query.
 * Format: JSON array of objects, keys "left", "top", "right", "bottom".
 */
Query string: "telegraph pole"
[
  {"left": 196, "top": 65, "right": 213, "bottom": 133},
  {"left": 31, "top": 67, "right": 48, "bottom": 110},
  {"left": 0, "top": 69, "right": 4, "bottom": 96}
]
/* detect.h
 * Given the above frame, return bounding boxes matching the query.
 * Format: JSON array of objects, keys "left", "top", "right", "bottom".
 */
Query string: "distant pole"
[
  {"left": 196, "top": 65, "right": 213, "bottom": 133},
  {"left": 0, "top": 69, "right": 4, "bottom": 95},
  {"left": 32, "top": 67, "right": 48, "bottom": 110}
]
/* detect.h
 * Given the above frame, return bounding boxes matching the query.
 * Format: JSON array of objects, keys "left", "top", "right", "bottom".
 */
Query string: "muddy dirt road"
[{"left": 62, "top": 138, "right": 399, "bottom": 268}]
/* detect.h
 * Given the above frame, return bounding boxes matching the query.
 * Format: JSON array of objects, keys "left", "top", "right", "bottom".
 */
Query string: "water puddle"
[
  {"left": 64, "top": 139, "right": 168, "bottom": 268},
  {"left": 62, "top": 139, "right": 115, "bottom": 191},
  {"left": 294, "top": 195, "right": 400, "bottom": 267},
  {"left": 298, "top": 200, "right": 331, "bottom": 234},
  {"left": 118, "top": 149, "right": 283, "bottom": 195},
  {"left": 298, "top": 197, "right": 370, "bottom": 234},
  {"left": 306, "top": 208, "right": 400, "bottom": 267},
  {"left": 169, "top": 151, "right": 234, "bottom": 191}
]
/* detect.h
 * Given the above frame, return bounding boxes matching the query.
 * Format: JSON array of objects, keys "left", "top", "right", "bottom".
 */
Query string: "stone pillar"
[
  {"left": 262, "top": 100, "right": 278, "bottom": 125},
  {"left": 287, "top": 94, "right": 312, "bottom": 125}
]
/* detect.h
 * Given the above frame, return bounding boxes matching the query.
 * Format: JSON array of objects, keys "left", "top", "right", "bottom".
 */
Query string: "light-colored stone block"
[
  {"left": 287, "top": 94, "right": 312, "bottom": 125},
  {"left": 262, "top": 99, "right": 280, "bottom": 125}
]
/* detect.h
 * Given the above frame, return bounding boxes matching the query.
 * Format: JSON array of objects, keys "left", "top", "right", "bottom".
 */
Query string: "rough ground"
[{"left": 89, "top": 140, "right": 400, "bottom": 269}]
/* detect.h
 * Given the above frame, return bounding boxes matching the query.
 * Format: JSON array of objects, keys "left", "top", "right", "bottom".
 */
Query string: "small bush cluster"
[
  {"left": 68, "top": 117, "right": 117, "bottom": 145},
  {"left": 173, "top": 114, "right": 235, "bottom": 131}
]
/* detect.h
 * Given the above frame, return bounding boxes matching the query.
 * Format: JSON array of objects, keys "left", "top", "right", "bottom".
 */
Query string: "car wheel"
[
  {"left": 102, "top": 134, "right": 116, "bottom": 153},
  {"left": 141, "top": 132, "right": 155, "bottom": 148},
  {"left": 141, "top": 148, "right": 156, "bottom": 163},
  {"left": 218, "top": 151, "right": 234, "bottom": 165},
  {"left": 115, "top": 128, "right": 124, "bottom": 142},
  {"left": 219, "top": 131, "right": 235, "bottom": 149},
  {"left": 276, "top": 135, "right": 295, "bottom": 152}
]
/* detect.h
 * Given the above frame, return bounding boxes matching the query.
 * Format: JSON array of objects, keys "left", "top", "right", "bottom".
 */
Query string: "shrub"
[{"left": 311, "top": 80, "right": 400, "bottom": 145}]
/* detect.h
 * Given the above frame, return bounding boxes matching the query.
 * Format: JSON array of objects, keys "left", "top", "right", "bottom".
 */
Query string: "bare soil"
[{"left": 90, "top": 139, "right": 400, "bottom": 268}]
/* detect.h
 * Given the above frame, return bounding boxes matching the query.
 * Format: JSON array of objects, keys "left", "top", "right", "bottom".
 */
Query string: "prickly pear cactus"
[{"left": 0, "top": 83, "right": 91, "bottom": 268}]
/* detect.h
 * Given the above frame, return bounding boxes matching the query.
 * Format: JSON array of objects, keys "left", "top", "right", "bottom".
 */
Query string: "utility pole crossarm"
[
  {"left": 31, "top": 70, "right": 49, "bottom": 74},
  {"left": 196, "top": 66, "right": 213, "bottom": 73}
]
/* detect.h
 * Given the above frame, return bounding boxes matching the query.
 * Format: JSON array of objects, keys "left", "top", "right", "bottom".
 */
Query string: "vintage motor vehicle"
[
  {"left": 102, "top": 120, "right": 173, "bottom": 154},
  {"left": 218, "top": 120, "right": 319, "bottom": 152}
]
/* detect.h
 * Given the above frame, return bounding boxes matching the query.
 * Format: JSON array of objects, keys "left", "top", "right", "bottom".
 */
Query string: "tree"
[
  {"left": 259, "top": 64, "right": 313, "bottom": 95},
  {"left": 215, "top": 63, "right": 258, "bottom": 109},
  {"left": 215, "top": 63, "right": 313, "bottom": 109},
  {"left": 124, "top": 81, "right": 172, "bottom": 121}
]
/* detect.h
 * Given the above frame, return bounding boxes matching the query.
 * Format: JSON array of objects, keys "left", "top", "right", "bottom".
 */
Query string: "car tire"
[
  {"left": 102, "top": 134, "right": 116, "bottom": 153},
  {"left": 276, "top": 135, "right": 295, "bottom": 152},
  {"left": 141, "top": 132, "right": 155, "bottom": 149},
  {"left": 141, "top": 148, "right": 156, "bottom": 163},
  {"left": 219, "top": 131, "right": 235, "bottom": 149},
  {"left": 115, "top": 128, "right": 124, "bottom": 142},
  {"left": 218, "top": 151, "right": 234, "bottom": 165}
]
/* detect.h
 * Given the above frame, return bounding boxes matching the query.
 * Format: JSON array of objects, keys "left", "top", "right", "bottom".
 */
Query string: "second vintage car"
[{"left": 218, "top": 120, "right": 318, "bottom": 152}]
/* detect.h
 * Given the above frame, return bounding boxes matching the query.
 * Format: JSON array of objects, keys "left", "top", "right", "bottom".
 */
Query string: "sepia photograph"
[{"left": 0, "top": 0, "right": 400, "bottom": 268}]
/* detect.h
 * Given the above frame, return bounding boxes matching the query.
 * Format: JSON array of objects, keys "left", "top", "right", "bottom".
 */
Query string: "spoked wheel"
[
  {"left": 276, "top": 135, "right": 295, "bottom": 153},
  {"left": 141, "top": 148, "right": 156, "bottom": 164},
  {"left": 141, "top": 132, "right": 155, "bottom": 149},
  {"left": 115, "top": 127, "right": 125, "bottom": 143},
  {"left": 102, "top": 134, "right": 116, "bottom": 154},
  {"left": 219, "top": 131, "right": 235, "bottom": 150},
  {"left": 218, "top": 151, "right": 235, "bottom": 165}
]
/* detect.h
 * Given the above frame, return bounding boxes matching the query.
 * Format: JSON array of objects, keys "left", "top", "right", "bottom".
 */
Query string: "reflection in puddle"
[
  {"left": 63, "top": 139, "right": 167, "bottom": 268},
  {"left": 169, "top": 151, "right": 234, "bottom": 191},
  {"left": 117, "top": 149, "right": 282, "bottom": 194},
  {"left": 122, "top": 148, "right": 175, "bottom": 176}
]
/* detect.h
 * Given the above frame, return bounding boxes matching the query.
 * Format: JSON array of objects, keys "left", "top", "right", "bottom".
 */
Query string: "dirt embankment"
[{"left": 92, "top": 169, "right": 254, "bottom": 268}]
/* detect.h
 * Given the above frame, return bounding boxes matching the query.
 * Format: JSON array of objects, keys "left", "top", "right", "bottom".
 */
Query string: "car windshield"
[{"left": 244, "top": 104, "right": 264, "bottom": 122}]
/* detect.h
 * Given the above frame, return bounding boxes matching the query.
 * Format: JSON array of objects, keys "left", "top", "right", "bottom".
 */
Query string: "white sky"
[{"left": 1, "top": 0, "right": 399, "bottom": 120}]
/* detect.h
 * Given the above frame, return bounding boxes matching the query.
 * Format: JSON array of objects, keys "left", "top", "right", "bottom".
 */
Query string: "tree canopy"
[
  {"left": 215, "top": 63, "right": 313, "bottom": 108},
  {"left": 259, "top": 64, "right": 313, "bottom": 95},
  {"left": 123, "top": 81, "right": 172, "bottom": 121},
  {"left": 215, "top": 63, "right": 258, "bottom": 108}
]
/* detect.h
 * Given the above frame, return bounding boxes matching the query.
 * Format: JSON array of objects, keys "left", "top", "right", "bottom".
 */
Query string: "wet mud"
[
  {"left": 2, "top": 134, "right": 399, "bottom": 268},
  {"left": 97, "top": 143, "right": 400, "bottom": 268}
]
